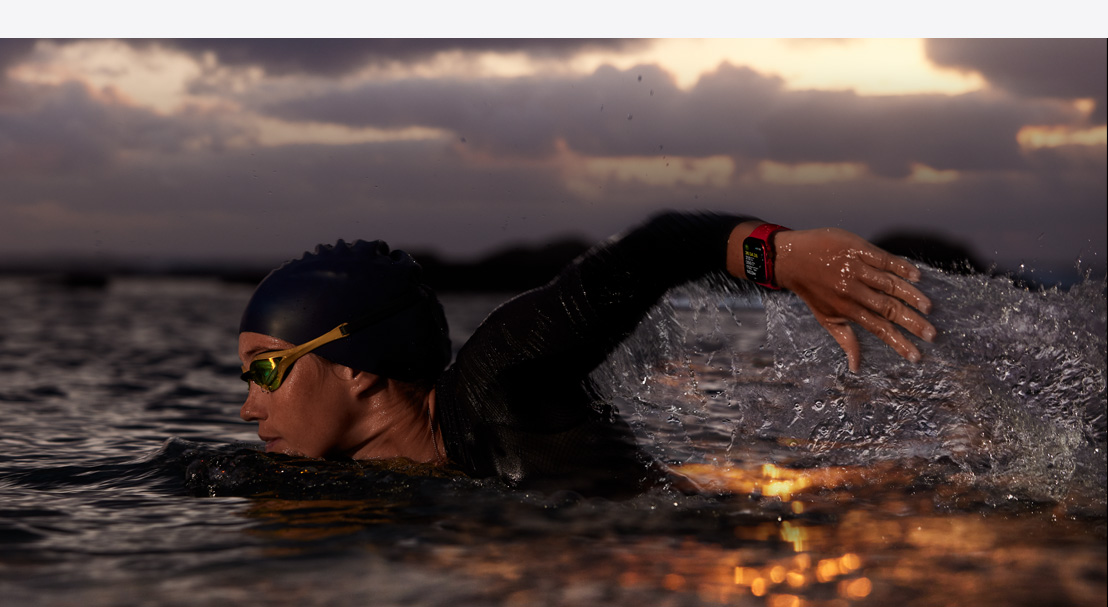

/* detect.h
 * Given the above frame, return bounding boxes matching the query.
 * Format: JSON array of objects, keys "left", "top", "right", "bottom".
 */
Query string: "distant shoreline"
[{"left": 1, "top": 232, "right": 1102, "bottom": 291}]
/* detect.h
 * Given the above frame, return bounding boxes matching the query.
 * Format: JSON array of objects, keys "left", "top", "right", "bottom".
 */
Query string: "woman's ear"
[{"left": 331, "top": 364, "right": 385, "bottom": 399}]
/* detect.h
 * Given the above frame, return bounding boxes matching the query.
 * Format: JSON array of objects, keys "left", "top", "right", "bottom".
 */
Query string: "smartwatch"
[{"left": 742, "top": 223, "right": 791, "bottom": 289}]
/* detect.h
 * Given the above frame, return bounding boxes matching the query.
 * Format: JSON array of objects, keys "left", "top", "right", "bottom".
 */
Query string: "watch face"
[{"left": 743, "top": 237, "right": 769, "bottom": 284}]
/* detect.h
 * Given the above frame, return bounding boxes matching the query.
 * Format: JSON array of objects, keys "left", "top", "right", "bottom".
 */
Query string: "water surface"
[{"left": 1, "top": 269, "right": 1104, "bottom": 606}]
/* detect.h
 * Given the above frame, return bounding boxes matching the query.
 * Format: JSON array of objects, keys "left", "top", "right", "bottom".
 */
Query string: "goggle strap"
[{"left": 242, "top": 288, "right": 425, "bottom": 378}]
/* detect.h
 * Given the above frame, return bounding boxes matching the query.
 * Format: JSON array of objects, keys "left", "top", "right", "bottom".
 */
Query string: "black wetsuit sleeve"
[{"left": 436, "top": 211, "right": 753, "bottom": 495}]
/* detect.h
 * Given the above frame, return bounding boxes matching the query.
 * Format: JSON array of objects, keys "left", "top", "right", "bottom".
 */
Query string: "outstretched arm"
[{"left": 725, "top": 221, "right": 936, "bottom": 373}]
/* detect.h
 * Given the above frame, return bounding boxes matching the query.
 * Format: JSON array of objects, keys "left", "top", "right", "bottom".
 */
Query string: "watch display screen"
[{"left": 743, "top": 237, "right": 769, "bottom": 284}]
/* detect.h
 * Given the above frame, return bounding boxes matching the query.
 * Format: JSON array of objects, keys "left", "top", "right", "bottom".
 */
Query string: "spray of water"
[{"left": 598, "top": 267, "right": 1107, "bottom": 510}]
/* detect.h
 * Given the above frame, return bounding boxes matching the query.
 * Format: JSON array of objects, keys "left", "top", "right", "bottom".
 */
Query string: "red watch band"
[{"left": 743, "top": 223, "right": 791, "bottom": 289}]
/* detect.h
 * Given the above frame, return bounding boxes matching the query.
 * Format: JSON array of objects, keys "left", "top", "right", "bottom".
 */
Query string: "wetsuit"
[{"left": 434, "top": 212, "right": 752, "bottom": 496}]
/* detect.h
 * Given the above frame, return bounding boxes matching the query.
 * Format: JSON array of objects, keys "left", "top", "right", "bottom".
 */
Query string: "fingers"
[
  {"left": 857, "top": 264, "right": 932, "bottom": 314},
  {"left": 821, "top": 320, "right": 861, "bottom": 373},
  {"left": 785, "top": 228, "right": 938, "bottom": 372},
  {"left": 852, "top": 275, "right": 936, "bottom": 342},
  {"left": 842, "top": 268, "right": 934, "bottom": 364},
  {"left": 819, "top": 304, "right": 922, "bottom": 371},
  {"left": 851, "top": 309, "right": 924, "bottom": 365},
  {"left": 855, "top": 243, "right": 922, "bottom": 283},
  {"left": 815, "top": 269, "right": 934, "bottom": 371}
]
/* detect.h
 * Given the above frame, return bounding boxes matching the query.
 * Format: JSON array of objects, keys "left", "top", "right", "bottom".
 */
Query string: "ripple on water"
[{"left": 0, "top": 272, "right": 1104, "bottom": 607}]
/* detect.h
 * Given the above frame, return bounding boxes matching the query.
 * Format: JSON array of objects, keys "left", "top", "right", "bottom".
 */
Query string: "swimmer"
[{"left": 238, "top": 213, "right": 936, "bottom": 495}]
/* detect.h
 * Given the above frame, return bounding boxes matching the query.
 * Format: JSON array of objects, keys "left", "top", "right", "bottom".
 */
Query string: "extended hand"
[
  {"left": 776, "top": 228, "right": 935, "bottom": 372},
  {"left": 731, "top": 225, "right": 936, "bottom": 372}
]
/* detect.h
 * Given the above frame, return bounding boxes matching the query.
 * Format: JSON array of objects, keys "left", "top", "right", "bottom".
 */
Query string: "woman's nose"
[{"left": 240, "top": 387, "right": 267, "bottom": 422}]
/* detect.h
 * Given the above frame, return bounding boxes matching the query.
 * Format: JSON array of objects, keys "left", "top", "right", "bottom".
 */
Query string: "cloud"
[
  {"left": 756, "top": 88, "right": 1072, "bottom": 177},
  {"left": 926, "top": 39, "right": 1107, "bottom": 123},
  {"left": 0, "top": 39, "right": 1102, "bottom": 271},
  {"left": 152, "top": 39, "right": 638, "bottom": 76},
  {"left": 263, "top": 61, "right": 1083, "bottom": 177},
  {"left": 0, "top": 80, "right": 244, "bottom": 176},
  {"left": 2, "top": 113, "right": 1102, "bottom": 268},
  {"left": 0, "top": 39, "right": 36, "bottom": 74},
  {"left": 260, "top": 63, "right": 693, "bottom": 157}
]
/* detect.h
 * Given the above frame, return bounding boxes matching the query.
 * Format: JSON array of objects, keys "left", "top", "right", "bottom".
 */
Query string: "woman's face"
[{"left": 238, "top": 331, "right": 365, "bottom": 458}]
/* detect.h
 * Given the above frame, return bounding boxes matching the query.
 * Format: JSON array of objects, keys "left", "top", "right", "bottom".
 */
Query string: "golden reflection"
[
  {"left": 736, "top": 566, "right": 758, "bottom": 585},
  {"left": 770, "top": 565, "right": 787, "bottom": 583},
  {"left": 674, "top": 461, "right": 909, "bottom": 502},
  {"left": 841, "top": 553, "right": 861, "bottom": 572},
  {"left": 840, "top": 577, "right": 873, "bottom": 599},
  {"left": 727, "top": 537, "right": 869, "bottom": 605},
  {"left": 817, "top": 558, "right": 841, "bottom": 582},
  {"left": 228, "top": 459, "right": 1105, "bottom": 607},
  {"left": 781, "top": 521, "right": 809, "bottom": 552},
  {"left": 768, "top": 594, "right": 801, "bottom": 607}
]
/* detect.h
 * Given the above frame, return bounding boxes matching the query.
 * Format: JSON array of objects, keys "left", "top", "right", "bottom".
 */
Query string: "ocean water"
[{"left": 0, "top": 268, "right": 1104, "bottom": 607}]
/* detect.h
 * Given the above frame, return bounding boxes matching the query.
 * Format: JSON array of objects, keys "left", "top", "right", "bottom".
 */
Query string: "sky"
[{"left": 0, "top": 35, "right": 1105, "bottom": 276}]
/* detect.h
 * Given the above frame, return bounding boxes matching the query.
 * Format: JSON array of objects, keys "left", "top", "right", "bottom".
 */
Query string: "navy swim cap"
[{"left": 239, "top": 239, "right": 451, "bottom": 383}]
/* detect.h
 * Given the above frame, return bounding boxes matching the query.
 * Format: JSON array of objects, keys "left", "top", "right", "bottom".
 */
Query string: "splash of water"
[{"left": 600, "top": 267, "right": 1107, "bottom": 511}]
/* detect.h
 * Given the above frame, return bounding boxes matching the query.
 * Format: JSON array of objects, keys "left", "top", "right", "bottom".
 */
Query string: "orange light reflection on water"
[
  {"left": 731, "top": 545, "right": 869, "bottom": 605},
  {"left": 235, "top": 459, "right": 1106, "bottom": 607},
  {"left": 673, "top": 461, "right": 908, "bottom": 502}
]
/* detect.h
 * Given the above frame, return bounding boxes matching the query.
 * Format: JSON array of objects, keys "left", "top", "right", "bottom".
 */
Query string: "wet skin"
[
  {"left": 726, "top": 222, "right": 936, "bottom": 373},
  {"left": 239, "top": 332, "right": 443, "bottom": 463}
]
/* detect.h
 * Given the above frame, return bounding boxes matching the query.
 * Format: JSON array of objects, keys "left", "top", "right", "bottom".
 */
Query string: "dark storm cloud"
[
  {"left": 926, "top": 39, "right": 1107, "bottom": 123},
  {"left": 0, "top": 136, "right": 589, "bottom": 262},
  {"left": 151, "top": 39, "right": 639, "bottom": 76},
  {"left": 1, "top": 39, "right": 1102, "bottom": 271},
  {"left": 2, "top": 131, "right": 1102, "bottom": 269},
  {"left": 264, "top": 62, "right": 1082, "bottom": 176},
  {"left": 260, "top": 63, "right": 692, "bottom": 157},
  {"left": 0, "top": 38, "right": 36, "bottom": 94},
  {"left": 0, "top": 80, "right": 243, "bottom": 176},
  {"left": 0, "top": 38, "right": 35, "bottom": 73},
  {"left": 756, "top": 88, "right": 1060, "bottom": 177}
]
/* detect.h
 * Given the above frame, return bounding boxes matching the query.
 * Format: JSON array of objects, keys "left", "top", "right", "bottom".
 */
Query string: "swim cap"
[{"left": 239, "top": 239, "right": 451, "bottom": 383}]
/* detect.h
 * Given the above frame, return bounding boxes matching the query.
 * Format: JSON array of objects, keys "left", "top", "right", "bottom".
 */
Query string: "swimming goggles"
[{"left": 240, "top": 290, "right": 422, "bottom": 392}]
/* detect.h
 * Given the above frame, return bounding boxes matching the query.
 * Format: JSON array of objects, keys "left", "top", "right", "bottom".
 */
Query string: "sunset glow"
[
  {"left": 0, "top": 38, "right": 1103, "bottom": 268},
  {"left": 1018, "top": 124, "right": 1108, "bottom": 149},
  {"left": 570, "top": 39, "right": 991, "bottom": 94}
]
